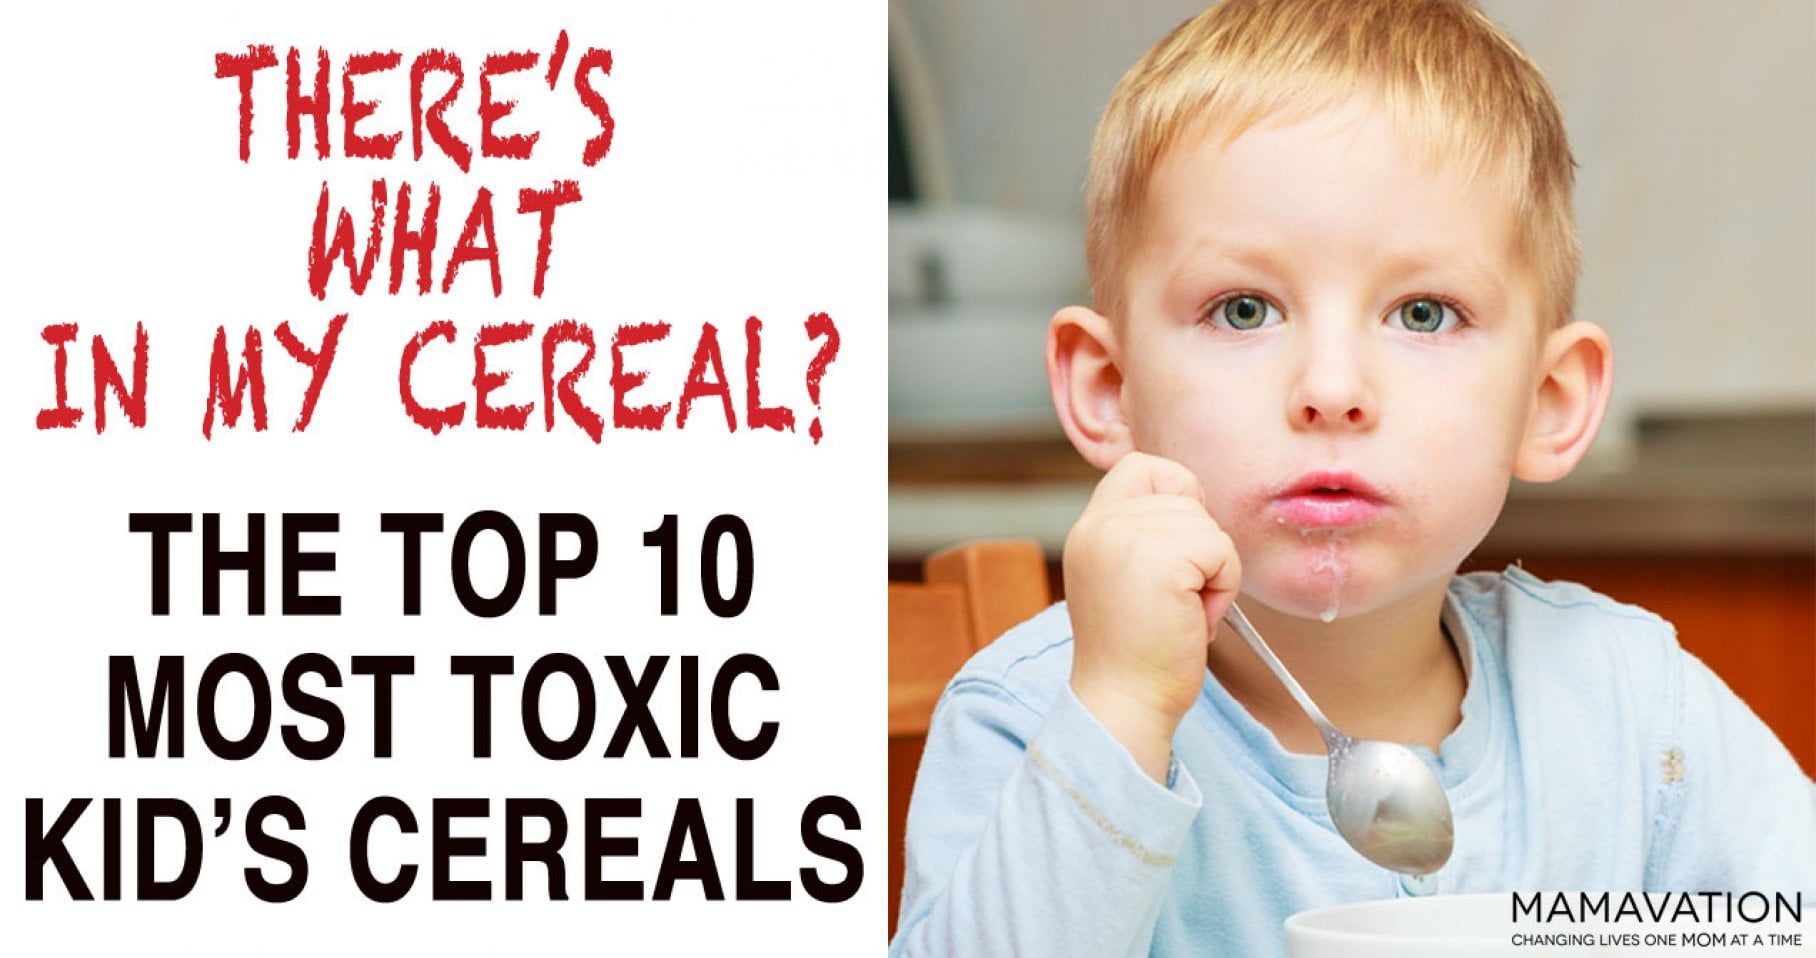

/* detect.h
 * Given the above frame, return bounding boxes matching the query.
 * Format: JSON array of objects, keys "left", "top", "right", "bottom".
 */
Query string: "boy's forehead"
[
  {"left": 1128, "top": 99, "right": 1533, "bottom": 310},
  {"left": 1160, "top": 97, "right": 1521, "bottom": 218}
]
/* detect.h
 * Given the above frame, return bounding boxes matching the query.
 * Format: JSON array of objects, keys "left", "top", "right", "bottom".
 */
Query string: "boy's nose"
[{"left": 1287, "top": 329, "right": 1378, "bottom": 431}]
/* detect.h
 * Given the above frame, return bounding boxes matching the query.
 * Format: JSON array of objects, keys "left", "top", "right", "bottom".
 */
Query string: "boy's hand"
[{"left": 1065, "top": 452, "right": 1240, "bottom": 783}]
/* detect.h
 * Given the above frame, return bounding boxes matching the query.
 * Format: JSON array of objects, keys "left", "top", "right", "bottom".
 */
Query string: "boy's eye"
[
  {"left": 1393, "top": 298, "right": 1456, "bottom": 333},
  {"left": 1218, "top": 295, "right": 1280, "bottom": 330}
]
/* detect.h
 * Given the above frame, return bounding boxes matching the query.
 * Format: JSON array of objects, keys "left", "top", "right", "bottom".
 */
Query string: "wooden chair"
[{"left": 887, "top": 540, "right": 1052, "bottom": 938}]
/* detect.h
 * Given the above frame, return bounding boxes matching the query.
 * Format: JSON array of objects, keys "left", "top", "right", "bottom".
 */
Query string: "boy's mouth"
[{"left": 1269, "top": 471, "right": 1386, "bottom": 527}]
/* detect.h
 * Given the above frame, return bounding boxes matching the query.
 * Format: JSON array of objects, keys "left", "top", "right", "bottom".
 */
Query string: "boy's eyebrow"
[
  {"left": 1163, "top": 242, "right": 1293, "bottom": 292},
  {"left": 1375, "top": 249, "right": 1509, "bottom": 312},
  {"left": 1194, "top": 242, "right": 1288, "bottom": 275}
]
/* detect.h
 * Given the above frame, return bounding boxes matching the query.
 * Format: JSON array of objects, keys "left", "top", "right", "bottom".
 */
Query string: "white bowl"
[{"left": 1286, "top": 892, "right": 1519, "bottom": 958}]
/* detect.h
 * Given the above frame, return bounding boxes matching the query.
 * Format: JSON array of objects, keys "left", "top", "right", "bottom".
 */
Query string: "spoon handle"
[{"left": 1221, "top": 604, "right": 1343, "bottom": 743}]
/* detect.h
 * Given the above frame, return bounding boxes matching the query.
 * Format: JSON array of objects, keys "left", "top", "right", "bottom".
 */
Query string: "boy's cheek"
[{"left": 1147, "top": 428, "right": 1267, "bottom": 502}]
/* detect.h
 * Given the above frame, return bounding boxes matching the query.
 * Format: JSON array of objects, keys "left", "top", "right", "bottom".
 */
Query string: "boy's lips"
[{"left": 1268, "top": 470, "right": 1387, "bottom": 527}]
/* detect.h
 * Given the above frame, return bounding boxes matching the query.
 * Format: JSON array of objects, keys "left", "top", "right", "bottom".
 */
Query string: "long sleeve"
[
  {"left": 890, "top": 680, "right": 1202, "bottom": 957},
  {"left": 1646, "top": 649, "right": 1816, "bottom": 894}
]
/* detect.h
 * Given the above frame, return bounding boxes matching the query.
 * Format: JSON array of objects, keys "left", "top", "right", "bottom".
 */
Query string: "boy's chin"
[
  {"left": 1239, "top": 539, "right": 1364, "bottom": 623},
  {"left": 1239, "top": 585, "right": 1358, "bottom": 625},
  {"left": 1239, "top": 557, "right": 1454, "bottom": 627}
]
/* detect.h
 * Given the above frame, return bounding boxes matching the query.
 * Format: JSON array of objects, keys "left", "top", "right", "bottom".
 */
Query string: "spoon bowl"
[
  {"left": 1223, "top": 604, "right": 1455, "bottom": 875},
  {"left": 1324, "top": 736, "right": 1454, "bottom": 874}
]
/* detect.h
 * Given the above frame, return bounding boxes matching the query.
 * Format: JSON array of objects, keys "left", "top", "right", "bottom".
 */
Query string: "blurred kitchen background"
[{"left": 886, "top": 0, "right": 1815, "bottom": 777}]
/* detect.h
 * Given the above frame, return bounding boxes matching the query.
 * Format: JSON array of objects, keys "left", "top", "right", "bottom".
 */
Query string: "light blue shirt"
[{"left": 890, "top": 568, "right": 1816, "bottom": 956}]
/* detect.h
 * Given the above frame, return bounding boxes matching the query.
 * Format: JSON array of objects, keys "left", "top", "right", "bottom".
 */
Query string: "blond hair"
[{"left": 1086, "top": 0, "right": 1579, "bottom": 326}]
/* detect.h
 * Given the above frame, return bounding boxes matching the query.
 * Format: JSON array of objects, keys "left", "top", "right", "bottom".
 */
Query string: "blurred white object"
[
  {"left": 889, "top": 0, "right": 1106, "bottom": 435},
  {"left": 888, "top": 204, "right": 1081, "bottom": 304},
  {"left": 890, "top": 303, "right": 1060, "bottom": 435},
  {"left": 888, "top": 205, "right": 1080, "bottom": 434}
]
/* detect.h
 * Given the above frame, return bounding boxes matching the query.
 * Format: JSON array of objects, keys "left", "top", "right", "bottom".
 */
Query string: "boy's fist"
[{"left": 1064, "top": 452, "right": 1240, "bottom": 782}]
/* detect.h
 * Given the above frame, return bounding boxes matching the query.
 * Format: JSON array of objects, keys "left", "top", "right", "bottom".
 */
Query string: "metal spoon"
[{"left": 1222, "top": 603, "right": 1454, "bottom": 875}]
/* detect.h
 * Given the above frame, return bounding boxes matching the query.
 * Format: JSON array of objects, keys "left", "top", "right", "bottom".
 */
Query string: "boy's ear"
[
  {"left": 1514, "top": 321, "right": 1614, "bottom": 483},
  {"left": 1047, "top": 304, "right": 1134, "bottom": 470}
]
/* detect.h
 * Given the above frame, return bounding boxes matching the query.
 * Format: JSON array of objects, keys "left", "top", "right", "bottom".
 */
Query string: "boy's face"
[{"left": 1110, "top": 100, "right": 1553, "bottom": 622}]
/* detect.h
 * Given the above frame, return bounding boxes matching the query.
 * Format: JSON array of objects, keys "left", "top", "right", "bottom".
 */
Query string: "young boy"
[{"left": 890, "top": 0, "right": 1816, "bottom": 954}]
